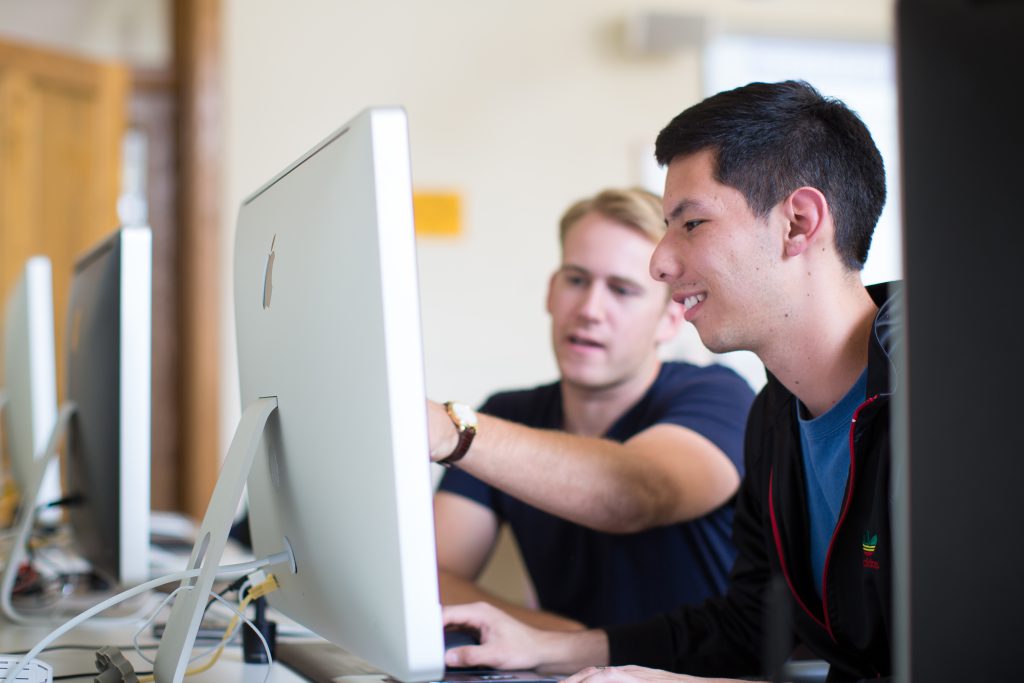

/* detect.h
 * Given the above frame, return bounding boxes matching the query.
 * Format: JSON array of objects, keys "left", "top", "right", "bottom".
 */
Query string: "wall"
[
  {"left": 221, "top": 0, "right": 893, "bottom": 452},
  {"left": 0, "top": 0, "right": 168, "bottom": 68}
]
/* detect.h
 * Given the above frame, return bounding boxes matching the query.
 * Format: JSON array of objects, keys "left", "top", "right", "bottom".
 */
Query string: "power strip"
[{"left": 0, "top": 655, "right": 53, "bottom": 683}]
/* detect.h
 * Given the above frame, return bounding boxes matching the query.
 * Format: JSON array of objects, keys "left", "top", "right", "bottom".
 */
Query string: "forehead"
[
  {"left": 561, "top": 211, "right": 657, "bottom": 273},
  {"left": 662, "top": 149, "right": 751, "bottom": 220}
]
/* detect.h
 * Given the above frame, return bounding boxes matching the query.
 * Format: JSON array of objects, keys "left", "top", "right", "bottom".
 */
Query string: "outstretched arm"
[{"left": 429, "top": 400, "right": 740, "bottom": 533}]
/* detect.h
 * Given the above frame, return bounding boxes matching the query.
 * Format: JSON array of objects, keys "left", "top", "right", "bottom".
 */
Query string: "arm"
[
  {"left": 565, "top": 666, "right": 757, "bottom": 683},
  {"left": 435, "top": 491, "right": 584, "bottom": 631},
  {"left": 603, "top": 403, "right": 773, "bottom": 677},
  {"left": 443, "top": 602, "right": 609, "bottom": 674},
  {"left": 438, "top": 456, "right": 770, "bottom": 678},
  {"left": 442, "top": 604, "right": 757, "bottom": 682},
  {"left": 429, "top": 401, "right": 740, "bottom": 533}
]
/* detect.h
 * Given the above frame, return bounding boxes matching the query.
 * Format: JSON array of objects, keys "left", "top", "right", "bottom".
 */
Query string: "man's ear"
[
  {"left": 545, "top": 271, "right": 558, "bottom": 315},
  {"left": 655, "top": 298, "right": 686, "bottom": 344},
  {"left": 782, "top": 186, "right": 830, "bottom": 258}
]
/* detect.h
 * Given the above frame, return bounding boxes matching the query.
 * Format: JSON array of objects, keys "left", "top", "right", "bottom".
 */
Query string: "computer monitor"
[
  {"left": 154, "top": 107, "right": 444, "bottom": 683},
  {"left": 63, "top": 226, "right": 152, "bottom": 587},
  {"left": 895, "top": 0, "right": 1024, "bottom": 680},
  {"left": 2, "top": 256, "right": 61, "bottom": 524}
]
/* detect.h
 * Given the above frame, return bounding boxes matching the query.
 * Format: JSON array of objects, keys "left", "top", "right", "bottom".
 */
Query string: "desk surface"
[
  {"left": 0, "top": 608, "right": 313, "bottom": 682},
  {"left": 1, "top": 516, "right": 317, "bottom": 681}
]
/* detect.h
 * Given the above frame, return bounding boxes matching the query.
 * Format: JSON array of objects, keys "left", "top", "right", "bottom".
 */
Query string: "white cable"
[
  {"left": 131, "top": 586, "right": 242, "bottom": 666},
  {"left": 204, "top": 590, "right": 273, "bottom": 683},
  {"left": 133, "top": 586, "right": 187, "bottom": 665},
  {"left": 0, "top": 551, "right": 290, "bottom": 682},
  {"left": 133, "top": 585, "right": 270, "bottom": 680},
  {"left": 183, "top": 594, "right": 246, "bottom": 663}
]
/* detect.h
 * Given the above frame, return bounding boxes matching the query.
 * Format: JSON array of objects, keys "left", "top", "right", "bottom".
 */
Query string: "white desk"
[
  {"left": 0, "top": 610, "right": 312, "bottom": 682},
  {"left": 0, "top": 518, "right": 325, "bottom": 681}
]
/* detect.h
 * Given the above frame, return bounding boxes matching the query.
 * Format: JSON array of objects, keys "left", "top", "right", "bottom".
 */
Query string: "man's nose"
[
  {"left": 650, "top": 237, "right": 677, "bottom": 283},
  {"left": 577, "top": 283, "right": 606, "bottom": 320}
]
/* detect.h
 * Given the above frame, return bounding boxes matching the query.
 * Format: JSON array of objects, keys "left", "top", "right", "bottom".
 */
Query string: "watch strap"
[{"left": 438, "top": 401, "right": 477, "bottom": 468}]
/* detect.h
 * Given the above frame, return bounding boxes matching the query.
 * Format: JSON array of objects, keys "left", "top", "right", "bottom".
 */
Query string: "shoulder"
[
  {"left": 743, "top": 374, "right": 796, "bottom": 469},
  {"left": 480, "top": 380, "right": 562, "bottom": 426},
  {"left": 654, "top": 361, "right": 755, "bottom": 402},
  {"left": 619, "top": 362, "right": 754, "bottom": 461}
]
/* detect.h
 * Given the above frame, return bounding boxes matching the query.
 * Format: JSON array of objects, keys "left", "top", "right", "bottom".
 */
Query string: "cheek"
[{"left": 619, "top": 305, "right": 668, "bottom": 343}]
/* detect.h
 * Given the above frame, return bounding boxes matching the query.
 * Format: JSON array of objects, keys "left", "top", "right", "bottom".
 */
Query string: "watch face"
[{"left": 451, "top": 402, "right": 478, "bottom": 429}]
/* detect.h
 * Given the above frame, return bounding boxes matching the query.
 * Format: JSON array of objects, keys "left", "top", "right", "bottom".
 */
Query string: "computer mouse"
[{"left": 443, "top": 627, "right": 481, "bottom": 650}]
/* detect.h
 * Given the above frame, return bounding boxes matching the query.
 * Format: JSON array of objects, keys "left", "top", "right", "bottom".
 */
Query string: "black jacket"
[{"left": 606, "top": 282, "right": 900, "bottom": 682}]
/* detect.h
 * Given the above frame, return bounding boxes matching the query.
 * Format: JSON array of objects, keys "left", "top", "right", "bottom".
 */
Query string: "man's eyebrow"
[
  {"left": 608, "top": 274, "right": 648, "bottom": 290},
  {"left": 560, "top": 265, "right": 646, "bottom": 289},
  {"left": 665, "top": 198, "right": 706, "bottom": 223}
]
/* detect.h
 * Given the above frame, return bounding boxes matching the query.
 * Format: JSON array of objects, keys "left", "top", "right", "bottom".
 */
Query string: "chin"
[
  {"left": 694, "top": 326, "right": 739, "bottom": 355},
  {"left": 560, "top": 369, "right": 610, "bottom": 391}
]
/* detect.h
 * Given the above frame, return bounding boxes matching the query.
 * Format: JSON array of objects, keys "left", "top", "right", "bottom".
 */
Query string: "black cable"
[
  {"left": 41, "top": 493, "right": 83, "bottom": 510},
  {"left": 2, "top": 644, "right": 160, "bottom": 655},
  {"left": 53, "top": 671, "right": 154, "bottom": 681}
]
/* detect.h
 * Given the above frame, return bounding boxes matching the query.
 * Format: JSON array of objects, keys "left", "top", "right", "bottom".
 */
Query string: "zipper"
[
  {"left": 820, "top": 394, "right": 879, "bottom": 641},
  {"left": 768, "top": 469, "right": 827, "bottom": 631}
]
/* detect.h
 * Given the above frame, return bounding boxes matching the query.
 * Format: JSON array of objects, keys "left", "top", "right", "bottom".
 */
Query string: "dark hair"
[{"left": 654, "top": 80, "right": 886, "bottom": 270}]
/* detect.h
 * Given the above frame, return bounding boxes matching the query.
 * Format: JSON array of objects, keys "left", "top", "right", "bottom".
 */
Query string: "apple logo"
[{"left": 262, "top": 235, "right": 276, "bottom": 310}]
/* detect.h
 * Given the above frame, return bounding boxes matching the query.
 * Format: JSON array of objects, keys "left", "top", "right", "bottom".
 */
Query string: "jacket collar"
[
  {"left": 865, "top": 281, "right": 902, "bottom": 398},
  {"left": 760, "top": 281, "right": 903, "bottom": 402}
]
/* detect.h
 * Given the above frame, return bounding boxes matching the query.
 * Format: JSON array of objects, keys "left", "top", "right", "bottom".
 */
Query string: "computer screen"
[
  {"left": 154, "top": 107, "right": 444, "bottom": 683},
  {"left": 895, "top": 0, "right": 1024, "bottom": 680},
  {"left": 63, "top": 226, "right": 152, "bottom": 587},
  {"left": 2, "top": 256, "right": 61, "bottom": 524}
]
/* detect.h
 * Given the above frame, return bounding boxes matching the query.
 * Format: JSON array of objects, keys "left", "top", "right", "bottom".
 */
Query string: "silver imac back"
[
  {"left": 64, "top": 226, "right": 152, "bottom": 586},
  {"left": 236, "top": 107, "right": 444, "bottom": 681},
  {"left": 2, "top": 256, "right": 61, "bottom": 522}
]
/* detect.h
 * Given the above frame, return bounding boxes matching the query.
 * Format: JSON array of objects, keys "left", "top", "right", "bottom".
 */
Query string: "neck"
[
  {"left": 760, "top": 281, "right": 877, "bottom": 418},
  {"left": 560, "top": 358, "right": 661, "bottom": 437}
]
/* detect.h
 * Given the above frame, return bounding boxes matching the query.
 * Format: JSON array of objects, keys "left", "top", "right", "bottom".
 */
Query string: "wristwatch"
[{"left": 438, "top": 401, "right": 478, "bottom": 468}]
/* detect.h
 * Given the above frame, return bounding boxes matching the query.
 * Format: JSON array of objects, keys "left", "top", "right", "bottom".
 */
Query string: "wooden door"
[{"left": 0, "top": 38, "right": 127, "bottom": 397}]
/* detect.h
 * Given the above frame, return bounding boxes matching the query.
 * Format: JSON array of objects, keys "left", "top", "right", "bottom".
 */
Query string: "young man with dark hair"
[
  {"left": 441, "top": 80, "right": 900, "bottom": 683},
  {"left": 427, "top": 187, "right": 755, "bottom": 631}
]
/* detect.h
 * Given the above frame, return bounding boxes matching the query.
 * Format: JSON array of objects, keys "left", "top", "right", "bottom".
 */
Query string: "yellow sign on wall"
[{"left": 413, "top": 192, "right": 462, "bottom": 237}]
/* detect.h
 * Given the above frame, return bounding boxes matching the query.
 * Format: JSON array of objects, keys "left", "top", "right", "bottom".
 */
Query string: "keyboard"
[
  {"left": 276, "top": 640, "right": 557, "bottom": 683},
  {"left": 0, "top": 655, "right": 53, "bottom": 683}
]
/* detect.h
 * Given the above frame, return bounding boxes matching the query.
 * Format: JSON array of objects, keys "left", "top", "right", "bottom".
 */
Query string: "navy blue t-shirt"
[{"left": 438, "top": 361, "right": 755, "bottom": 628}]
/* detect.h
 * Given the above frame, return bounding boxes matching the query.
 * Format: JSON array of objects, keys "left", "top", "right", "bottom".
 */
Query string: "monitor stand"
[
  {"left": 0, "top": 390, "right": 7, "bottom": 485},
  {"left": 0, "top": 401, "right": 76, "bottom": 624},
  {"left": 154, "top": 396, "right": 294, "bottom": 683},
  {"left": 0, "top": 389, "right": 10, "bottom": 527}
]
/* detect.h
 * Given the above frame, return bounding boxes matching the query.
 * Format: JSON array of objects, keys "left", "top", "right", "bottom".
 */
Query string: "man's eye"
[
  {"left": 565, "top": 274, "right": 586, "bottom": 286},
  {"left": 611, "top": 284, "right": 637, "bottom": 297},
  {"left": 684, "top": 219, "right": 706, "bottom": 232}
]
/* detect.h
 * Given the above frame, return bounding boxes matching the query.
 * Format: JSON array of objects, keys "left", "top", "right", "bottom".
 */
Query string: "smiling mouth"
[{"left": 681, "top": 293, "right": 706, "bottom": 310}]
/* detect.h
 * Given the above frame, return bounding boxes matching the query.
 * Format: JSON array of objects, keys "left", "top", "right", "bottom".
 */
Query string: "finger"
[
  {"left": 563, "top": 666, "right": 606, "bottom": 683},
  {"left": 445, "top": 644, "right": 490, "bottom": 669},
  {"left": 442, "top": 604, "right": 480, "bottom": 627},
  {"left": 442, "top": 602, "right": 493, "bottom": 629}
]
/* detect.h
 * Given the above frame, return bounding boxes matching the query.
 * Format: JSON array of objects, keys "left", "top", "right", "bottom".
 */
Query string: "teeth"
[{"left": 682, "top": 294, "right": 706, "bottom": 310}]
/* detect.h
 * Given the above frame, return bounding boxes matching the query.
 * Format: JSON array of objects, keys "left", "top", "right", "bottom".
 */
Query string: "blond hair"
[{"left": 558, "top": 187, "right": 664, "bottom": 245}]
